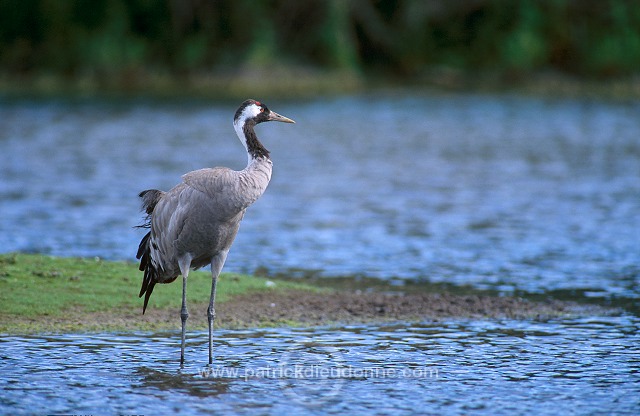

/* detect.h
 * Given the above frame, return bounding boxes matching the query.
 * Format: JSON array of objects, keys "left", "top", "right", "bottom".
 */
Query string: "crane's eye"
[{"left": 259, "top": 107, "right": 265, "bottom": 113}]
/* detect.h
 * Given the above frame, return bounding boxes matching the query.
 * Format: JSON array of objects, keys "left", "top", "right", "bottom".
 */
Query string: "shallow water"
[
  {"left": 1, "top": 317, "right": 638, "bottom": 415},
  {"left": 1, "top": 93, "right": 639, "bottom": 413}
]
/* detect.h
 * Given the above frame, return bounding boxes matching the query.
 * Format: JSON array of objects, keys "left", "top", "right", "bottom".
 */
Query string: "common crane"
[{"left": 136, "top": 99, "right": 295, "bottom": 364}]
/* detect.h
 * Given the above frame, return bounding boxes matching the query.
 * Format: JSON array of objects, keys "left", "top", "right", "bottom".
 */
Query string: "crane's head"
[
  {"left": 233, "top": 99, "right": 295, "bottom": 160},
  {"left": 234, "top": 99, "right": 295, "bottom": 127}
]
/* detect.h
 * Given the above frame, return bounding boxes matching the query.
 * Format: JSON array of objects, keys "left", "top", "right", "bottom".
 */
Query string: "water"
[
  {"left": 1, "top": 318, "right": 638, "bottom": 415},
  {"left": 1, "top": 92, "right": 639, "bottom": 413},
  {"left": 1, "top": 93, "right": 638, "bottom": 299}
]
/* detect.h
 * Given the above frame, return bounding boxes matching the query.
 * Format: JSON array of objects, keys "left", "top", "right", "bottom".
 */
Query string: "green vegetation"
[
  {"left": 0, "top": 253, "right": 319, "bottom": 332},
  {"left": 0, "top": 0, "right": 639, "bottom": 96},
  {"left": 0, "top": 253, "right": 619, "bottom": 334}
]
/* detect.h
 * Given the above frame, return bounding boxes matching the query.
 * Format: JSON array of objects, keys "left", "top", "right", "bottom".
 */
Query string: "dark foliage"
[{"left": 0, "top": 0, "right": 638, "bottom": 81}]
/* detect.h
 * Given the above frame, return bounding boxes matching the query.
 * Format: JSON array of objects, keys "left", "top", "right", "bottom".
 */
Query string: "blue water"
[
  {"left": 1, "top": 92, "right": 639, "bottom": 414},
  {"left": 1, "top": 318, "right": 638, "bottom": 415},
  {"left": 1, "top": 93, "right": 638, "bottom": 299}
]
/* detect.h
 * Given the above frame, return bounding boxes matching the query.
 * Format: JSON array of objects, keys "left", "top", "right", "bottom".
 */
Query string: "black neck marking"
[{"left": 243, "top": 120, "right": 270, "bottom": 160}]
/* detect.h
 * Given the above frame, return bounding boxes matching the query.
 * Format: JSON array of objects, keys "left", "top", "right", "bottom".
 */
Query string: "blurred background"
[
  {"left": 1, "top": 0, "right": 639, "bottom": 97},
  {"left": 1, "top": 0, "right": 638, "bottom": 300}
]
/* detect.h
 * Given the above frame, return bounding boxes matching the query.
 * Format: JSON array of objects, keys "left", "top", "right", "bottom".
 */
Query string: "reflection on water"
[
  {"left": 1, "top": 93, "right": 638, "bottom": 304},
  {"left": 1, "top": 318, "right": 638, "bottom": 414}
]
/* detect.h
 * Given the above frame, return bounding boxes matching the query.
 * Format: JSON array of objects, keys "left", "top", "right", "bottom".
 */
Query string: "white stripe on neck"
[{"left": 233, "top": 104, "right": 262, "bottom": 165}]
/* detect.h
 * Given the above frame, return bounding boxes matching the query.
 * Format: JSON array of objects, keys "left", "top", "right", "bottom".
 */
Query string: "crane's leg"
[
  {"left": 208, "top": 251, "right": 228, "bottom": 365},
  {"left": 207, "top": 274, "right": 219, "bottom": 365},
  {"left": 178, "top": 256, "right": 192, "bottom": 366}
]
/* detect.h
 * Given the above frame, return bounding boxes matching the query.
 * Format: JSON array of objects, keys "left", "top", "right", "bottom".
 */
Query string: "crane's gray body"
[{"left": 149, "top": 161, "right": 272, "bottom": 281}]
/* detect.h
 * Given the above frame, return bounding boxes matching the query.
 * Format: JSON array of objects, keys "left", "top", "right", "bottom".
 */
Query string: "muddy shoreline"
[{"left": 9, "top": 288, "right": 613, "bottom": 334}]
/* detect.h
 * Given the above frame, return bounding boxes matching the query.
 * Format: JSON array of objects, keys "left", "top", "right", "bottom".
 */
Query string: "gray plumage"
[
  {"left": 136, "top": 99, "right": 294, "bottom": 364},
  {"left": 137, "top": 161, "right": 272, "bottom": 304}
]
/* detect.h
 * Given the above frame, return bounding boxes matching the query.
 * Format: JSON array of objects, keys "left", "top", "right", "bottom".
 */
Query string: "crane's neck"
[{"left": 234, "top": 119, "right": 270, "bottom": 166}]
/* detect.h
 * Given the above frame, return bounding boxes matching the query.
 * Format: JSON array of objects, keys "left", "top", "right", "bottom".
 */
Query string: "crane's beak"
[{"left": 268, "top": 111, "right": 295, "bottom": 124}]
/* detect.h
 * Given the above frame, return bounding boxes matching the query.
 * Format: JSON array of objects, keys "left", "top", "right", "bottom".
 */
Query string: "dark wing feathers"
[{"left": 136, "top": 189, "right": 165, "bottom": 314}]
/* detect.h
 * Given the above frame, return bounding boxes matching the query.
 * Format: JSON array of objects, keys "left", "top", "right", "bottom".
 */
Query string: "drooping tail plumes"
[
  {"left": 137, "top": 189, "right": 165, "bottom": 227},
  {"left": 136, "top": 189, "right": 165, "bottom": 314}
]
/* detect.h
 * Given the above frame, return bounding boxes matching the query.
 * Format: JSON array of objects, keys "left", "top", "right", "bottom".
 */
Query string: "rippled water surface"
[
  {"left": 1, "top": 93, "right": 639, "bottom": 413},
  {"left": 1, "top": 318, "right": 639, "bottom": 415},
  {"left": 1, "top": 93, "right": 638, "bottom": 297}
]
